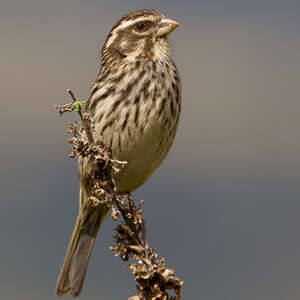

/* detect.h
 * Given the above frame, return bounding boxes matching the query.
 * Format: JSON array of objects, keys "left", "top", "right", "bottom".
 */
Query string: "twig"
[
  {"left": 67, "top": 89, "right": 94, "bottom": 144},
  {"left": 55, "top": 89, "right": 184, "bottom": 299},
  {"left": 111, "top": 195, "right": 184, "bottom": 300}
]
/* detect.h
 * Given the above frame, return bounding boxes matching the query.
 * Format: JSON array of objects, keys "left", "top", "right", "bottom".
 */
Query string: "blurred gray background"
[{"left": 1, "top": 0, "right": 300, "bottom": 299}]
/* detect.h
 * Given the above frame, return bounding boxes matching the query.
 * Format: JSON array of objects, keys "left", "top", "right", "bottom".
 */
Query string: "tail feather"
[{"left": 56, "top": 202, "right": 109, "bottom": 297}]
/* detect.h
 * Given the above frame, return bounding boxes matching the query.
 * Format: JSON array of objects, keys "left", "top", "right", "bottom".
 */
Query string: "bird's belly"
[{"left": 108, "top": 119, "right": 173, "bottom": 192}]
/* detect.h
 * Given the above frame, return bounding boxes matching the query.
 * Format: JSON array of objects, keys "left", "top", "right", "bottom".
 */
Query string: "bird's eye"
[
  {"left": 136, "top": 22, "right": 145, "bottom": 31},
  {"left": 134, "top": 21, "right": 151, "bottom": 33}
]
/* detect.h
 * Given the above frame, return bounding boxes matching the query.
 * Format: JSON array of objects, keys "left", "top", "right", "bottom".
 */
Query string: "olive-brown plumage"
[{"left": 56, "top": 9, "right": 181, "bottom": 297}]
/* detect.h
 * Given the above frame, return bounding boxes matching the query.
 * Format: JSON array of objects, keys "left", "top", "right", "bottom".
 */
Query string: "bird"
[{"left": 56, "top": 9, "right": 181, "bottom": 297}]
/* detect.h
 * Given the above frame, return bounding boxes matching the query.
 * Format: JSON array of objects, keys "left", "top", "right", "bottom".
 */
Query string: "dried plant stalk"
[{"left": 55, "top": 89, "right": 184, "bottom": 299}]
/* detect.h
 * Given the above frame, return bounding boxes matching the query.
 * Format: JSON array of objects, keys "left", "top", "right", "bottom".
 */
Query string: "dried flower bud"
[
  {"left": 95, "top": 188, "right": 105, "bottom": 199},
  {"left": 69, "top": 150, "right": 76, "bottom": 158},
  {"left": 111, "top": 208, "right": 121, "bottom": 220},
  {"left": 87, "top": 196, "right": 101, "bottom": 207},
  {"left": 121, "top": 252, "right": 129, "bottom": 261}
]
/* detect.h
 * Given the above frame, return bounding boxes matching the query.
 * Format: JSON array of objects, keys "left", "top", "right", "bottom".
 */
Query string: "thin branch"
[
  {"left": 111, "top": 195, "right": 184, "bottom": 300},
  {"left": 55, "top": 89, "right": 184, "bottom": 299},
  {"left": 67, "top": 89, "right": 94, "bottom": 144}
]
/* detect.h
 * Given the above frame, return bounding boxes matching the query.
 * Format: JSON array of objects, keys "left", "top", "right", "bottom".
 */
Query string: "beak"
[{"left": 157, "top": 17, "right": 180, "bottom": 37}]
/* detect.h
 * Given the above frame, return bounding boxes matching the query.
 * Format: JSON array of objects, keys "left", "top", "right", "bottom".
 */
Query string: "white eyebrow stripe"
[{"left": 117, "top": 16, "right": 157, "bottom": 30}]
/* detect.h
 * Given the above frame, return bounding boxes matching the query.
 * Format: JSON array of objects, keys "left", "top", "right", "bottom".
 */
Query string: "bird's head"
[{"left": 101, "top": 9, "right": 179, "bottom": 63}]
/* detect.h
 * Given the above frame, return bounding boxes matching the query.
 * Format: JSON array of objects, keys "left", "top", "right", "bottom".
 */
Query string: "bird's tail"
[{"left": 55, "top": 186, "right": 109, "bottom": 297}]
